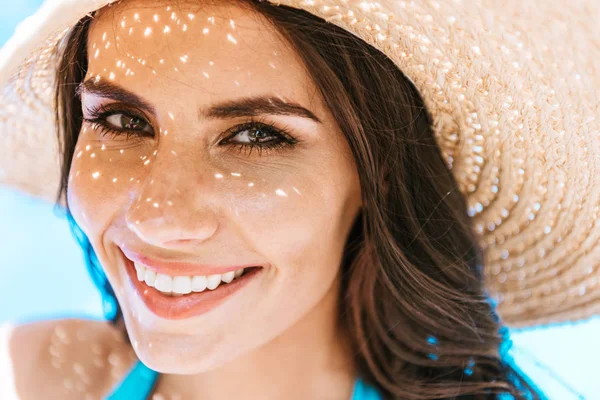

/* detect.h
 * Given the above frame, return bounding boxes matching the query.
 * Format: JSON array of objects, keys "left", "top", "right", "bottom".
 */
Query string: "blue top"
[{"left": 106, "top": 359, "right": 383, "bottom": 400}]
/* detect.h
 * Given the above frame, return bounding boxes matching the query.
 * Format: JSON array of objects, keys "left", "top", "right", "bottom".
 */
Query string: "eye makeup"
[{"left": 82, "top": 103, "right": 301, "bottom": 157}]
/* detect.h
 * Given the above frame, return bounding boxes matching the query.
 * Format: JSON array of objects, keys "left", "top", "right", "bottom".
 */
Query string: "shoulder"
[{"left": 0, "top": 318, "right": 137, "bottom": 400}]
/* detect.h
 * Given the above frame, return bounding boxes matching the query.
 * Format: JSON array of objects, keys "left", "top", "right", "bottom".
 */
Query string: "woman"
[{"left": 1, "top": 0, "right": 597, "bottom": 398}]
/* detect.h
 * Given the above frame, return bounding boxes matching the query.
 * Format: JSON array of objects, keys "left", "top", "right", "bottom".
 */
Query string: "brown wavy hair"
[{"left": 53, "top": 0, "right": 547, "bottom": 398}]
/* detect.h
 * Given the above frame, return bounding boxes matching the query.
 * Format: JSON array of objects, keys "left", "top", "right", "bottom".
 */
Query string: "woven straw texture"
[{"left": 0, "top": 0, "right": 599, "bottom": 328}]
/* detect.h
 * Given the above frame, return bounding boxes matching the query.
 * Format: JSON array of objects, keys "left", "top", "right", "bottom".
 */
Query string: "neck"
[{"left": 155, "top": 276, "right": 357, "bottom": 400}]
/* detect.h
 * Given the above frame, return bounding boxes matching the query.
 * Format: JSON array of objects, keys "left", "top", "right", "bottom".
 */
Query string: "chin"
[
  {"left": 122, "top": 319, "right": 248, "bottom": 375},
  {"left": 134, "top": 339, "right": 246, "bottom": 375}
]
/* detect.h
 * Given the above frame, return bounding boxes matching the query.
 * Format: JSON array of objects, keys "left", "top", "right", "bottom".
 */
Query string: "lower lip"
[{"left": 121, "top": 253, "right": 262, "bottom": 320}]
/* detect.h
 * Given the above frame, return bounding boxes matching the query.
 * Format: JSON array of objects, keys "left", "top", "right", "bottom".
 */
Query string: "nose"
[{"left": 125, "top": 147, "right": 219, "bottom": 248}]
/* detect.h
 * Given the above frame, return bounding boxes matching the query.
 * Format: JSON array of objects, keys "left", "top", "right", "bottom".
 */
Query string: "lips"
[
  {"left": 120, "top": 246, "right": 262, "bottom": 277},
  {"left": 119, "top": 249, "right": 263, "bottom": 320}
]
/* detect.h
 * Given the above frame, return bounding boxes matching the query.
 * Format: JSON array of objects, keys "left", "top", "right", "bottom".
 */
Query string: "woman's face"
[{"left": 68, "top": 0, "right": 362, "bottom": 373}]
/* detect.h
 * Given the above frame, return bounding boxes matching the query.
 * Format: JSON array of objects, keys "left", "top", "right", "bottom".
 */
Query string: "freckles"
[
  {"left": 210, "top": 169, "right": 309, "bottom": 218},
  {"left": 72, "top": 132, "right": 152, "bottom": 185},
  {"left": 213, "top": 172, "right": 317, "bottom": 252},
  {"left": 69, "top": 137, "right": 150, "bottom": 231}
]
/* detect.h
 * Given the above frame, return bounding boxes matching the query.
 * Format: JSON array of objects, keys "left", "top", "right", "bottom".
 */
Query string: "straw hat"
[{"left": 0, "top": 0, "right": 598, "bottom": 329}]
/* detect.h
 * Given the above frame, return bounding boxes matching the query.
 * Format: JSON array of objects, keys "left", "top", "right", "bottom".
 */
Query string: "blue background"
[{"left": 0, "top": 2, "right": 597, "bottom": 399}]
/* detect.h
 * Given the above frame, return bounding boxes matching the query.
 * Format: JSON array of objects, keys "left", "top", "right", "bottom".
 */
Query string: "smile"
[
  {"left": 135, "top": 263, "right": 248, "bottom": 296},
  {"left": 120, "top": 249, "right": 263, "bottom": 320}
]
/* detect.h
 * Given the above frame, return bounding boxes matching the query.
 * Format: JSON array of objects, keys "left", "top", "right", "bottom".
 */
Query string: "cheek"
[
  {"left": 231, "top": 184, "right": 350, "bottom": 350},
  {"left": 242, "top": 177, "right": 350, "bottom": 290},
  {"left": 67, "top": 133, "right": 152, "bottom": 237},
  {"left": 252, "top": 196, "right": 337, "bottom": 264}
]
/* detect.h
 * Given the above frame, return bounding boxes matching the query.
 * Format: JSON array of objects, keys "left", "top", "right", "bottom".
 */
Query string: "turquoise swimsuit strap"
[
  {"left": 351, "top": 377, "right": 383, "bottom": 400},
  {"left": 106, "top": 360, "right": 382, "bottom": 400},
  {"left": 105, "top": 360, "right": 159, "bottom": 400}
]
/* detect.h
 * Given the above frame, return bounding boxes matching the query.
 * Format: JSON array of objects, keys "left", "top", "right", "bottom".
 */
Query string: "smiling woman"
[
  {"left": 65, "top": 8, "right": 367, "bottom": 392},
  {"left": 47, "top": 0, "right": 545, "bottom": 398},
  {"left": 2, "top": 0, "right": 597, "bottom": 398}
]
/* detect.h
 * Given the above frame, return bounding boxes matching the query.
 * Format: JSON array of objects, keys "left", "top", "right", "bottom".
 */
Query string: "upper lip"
[{"left": 120, "top": 246, "right": 263, "bottom": 277}]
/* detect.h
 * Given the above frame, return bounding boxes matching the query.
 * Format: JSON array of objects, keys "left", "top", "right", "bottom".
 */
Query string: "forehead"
[{"left": 86, "top": 0, "right": 317, "bottom": 108}]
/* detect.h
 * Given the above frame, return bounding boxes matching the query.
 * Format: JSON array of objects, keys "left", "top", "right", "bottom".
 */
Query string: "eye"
[
  {"left": 229, "top": 124, "right": 277, "bottom": 144},
  {"left": 82, "top": 103, "right": 154, "bottom": 141},
  {"left": 82, "top": 104, "right": 300, "bottom": 156},
  {"left": 105, "top": 113, "right": 153, "bottom": 133},
  {"left": 219, "top": 119, "right": 299, "bottom": 157}
]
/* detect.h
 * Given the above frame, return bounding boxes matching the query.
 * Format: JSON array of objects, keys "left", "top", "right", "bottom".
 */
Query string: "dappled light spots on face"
[{"left": 66, "top": 0, "right": 362, "bottom": 376}]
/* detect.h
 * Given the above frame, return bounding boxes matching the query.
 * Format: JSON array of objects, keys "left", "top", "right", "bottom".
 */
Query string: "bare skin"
[{"left": 2, "top": 0, "right": 364, "bottom": 399}]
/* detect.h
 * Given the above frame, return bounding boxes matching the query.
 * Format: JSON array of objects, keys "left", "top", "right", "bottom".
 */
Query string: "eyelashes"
[{"left": 81, "top": 103, "right": 300, "bottom": 157}]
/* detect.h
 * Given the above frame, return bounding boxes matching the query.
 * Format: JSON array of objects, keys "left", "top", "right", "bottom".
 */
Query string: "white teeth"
[
  {"left": 172, "top": 276, "right": 192, "bottom": 294},
  {"left": 154, "top": 273, "right": 173, "bottom": 293},
  {"left": 206, "top": 274, "right": 222, "bottom": 290},
  {"left": 191, "top": 275, "right": 208, "bottom": 292},
  {"left": 144, "top": 269, "right": 156, "bottom": 287},
  {"left": 135, "top": 264, "right": 146, "bottom": 281},
  {"left": 133, "top": 264, "right": 250, "bottom": 294},
  {"left": 221, "top": 271, "right": 235, "bottom": 283}
]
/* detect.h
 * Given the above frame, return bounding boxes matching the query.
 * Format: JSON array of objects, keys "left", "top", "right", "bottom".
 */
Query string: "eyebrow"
[{"left": 77, "top": 79, "right": 322, "bottom": 124}]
